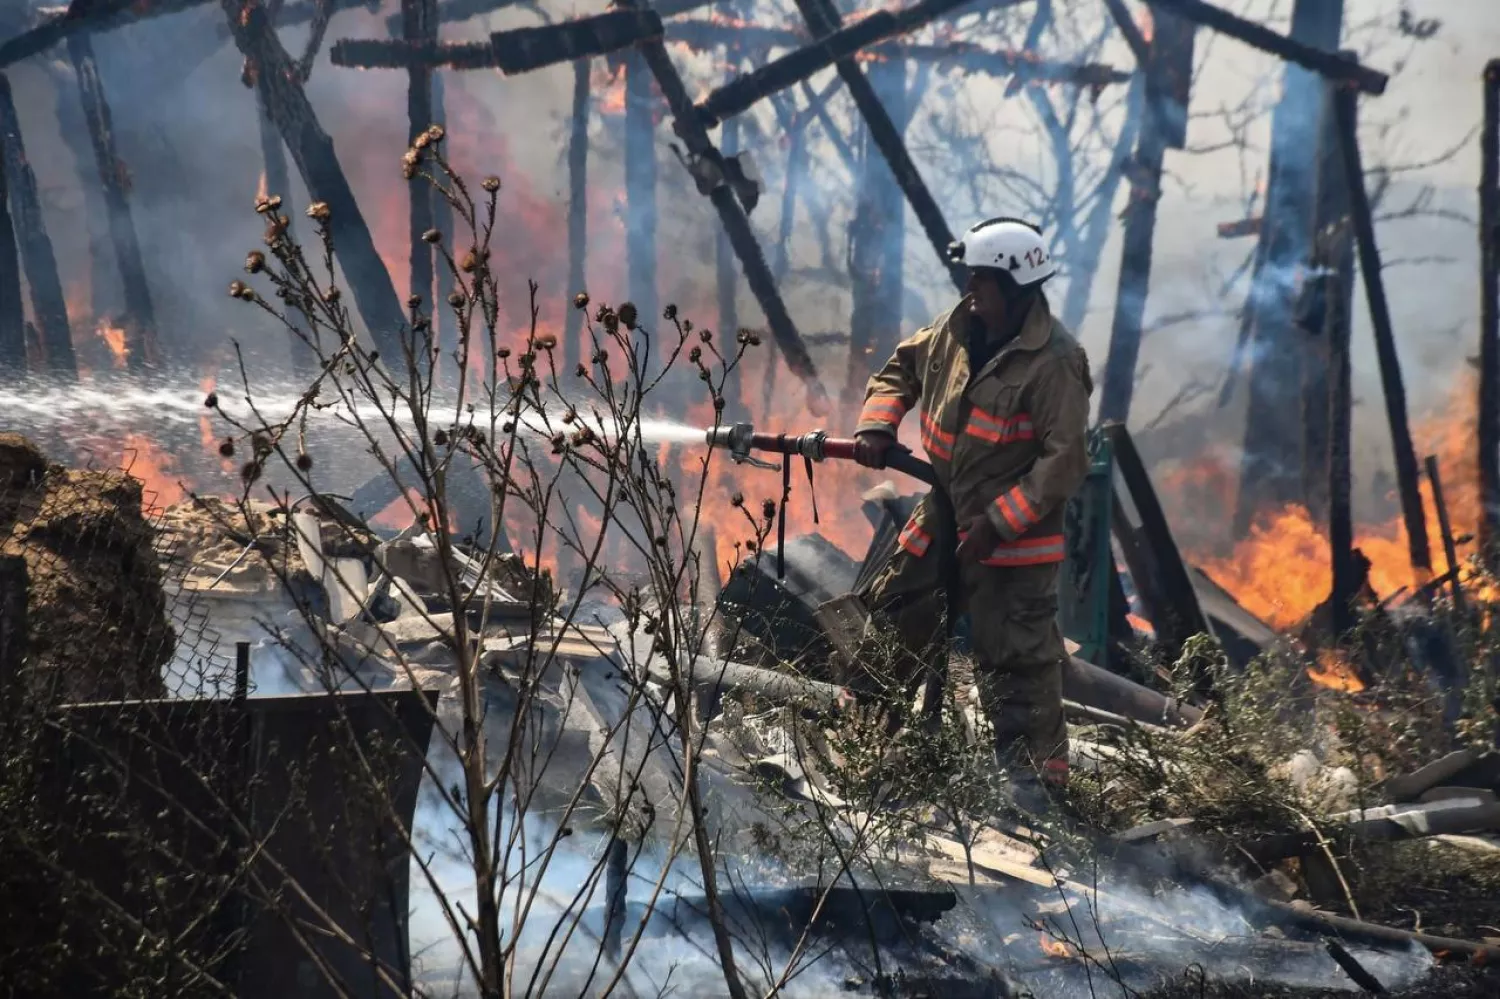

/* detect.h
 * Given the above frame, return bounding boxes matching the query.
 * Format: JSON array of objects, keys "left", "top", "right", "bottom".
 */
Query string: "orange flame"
[
  {"left": 97, "top": 320, "right": 128, "bottom": 368},
  {"left": 1136, "top": 7, "right": 1155, "bottom": 44},
  {"left": 1308, "top": 648, "right": 1366, "bottom": 693},
  {"left": 1038, "top": 933, "right": 1075, "bottom": 959},
  {"left": 122, "top": 433, "right": 186, "bottom": 511}
]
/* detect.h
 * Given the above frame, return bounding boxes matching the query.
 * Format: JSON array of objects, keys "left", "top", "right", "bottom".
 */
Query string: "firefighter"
[{"left": 850, "top": 217, "right": 1093, "bottom": 807}]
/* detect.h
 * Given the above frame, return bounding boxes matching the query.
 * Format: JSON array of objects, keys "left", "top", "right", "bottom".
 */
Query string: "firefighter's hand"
[
  {"left": 956, "top": 516, "right": 1000, "bottom": 565},
  {"left": 853, "top": 431, "right": 894, "bottom": 469}
]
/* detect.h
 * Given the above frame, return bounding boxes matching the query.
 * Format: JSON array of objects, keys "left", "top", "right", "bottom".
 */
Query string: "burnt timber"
[
  {"left": 564, "top": 58, "right": 589, "bottom": 376},
  {"left": 1097, "top": 7, "right": 1196, "bottom": 424},
  {"left": 1235, "top": 0, "right": 1344, "bottom": 530},
  {"left": 0, "top": 74, "right": 75, "bottom": 378},
  {"left": 404, "top": 0, "right": 438, "bottom": 375},
  {"left": 220, "top": 0, "right": 408, "bottom": 363},
  {"left": 1333, "top": 86, "right": 1432, "bottom": 573},
  {"left": 0, "top": 128, "right": 22, "bottom": 375},
  {"left": 67, "top": 33, "right": 158, "bottom": 372},
  {"left": 1148, "top": 0, "right": 1388, "bottom": 95},
  {"left": 1480, "top": 61, "right": 1500, "bottom": 565},
  {"left": 791, "top": 0, "right": 970, "bottom": 291}
]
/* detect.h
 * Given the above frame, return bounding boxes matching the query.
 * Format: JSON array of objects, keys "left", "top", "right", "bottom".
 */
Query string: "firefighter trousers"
[{"left": 855, "top": 545, "right": 1069, "bottom": 785}]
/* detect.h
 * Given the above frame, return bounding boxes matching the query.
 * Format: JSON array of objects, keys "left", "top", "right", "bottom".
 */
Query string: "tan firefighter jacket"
[{"left": 856, "top": 294, "right": 1093, "bottom": 567}]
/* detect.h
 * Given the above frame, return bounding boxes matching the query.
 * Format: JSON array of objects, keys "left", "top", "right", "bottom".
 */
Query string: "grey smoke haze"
[{"left": 4, "top": 0, "right": 1493, "bottom": 521}]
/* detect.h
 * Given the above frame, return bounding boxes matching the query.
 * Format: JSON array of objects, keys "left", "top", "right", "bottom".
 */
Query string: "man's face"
[{"left": 966, "top": 268, "right": 1008, "bottom": 332}]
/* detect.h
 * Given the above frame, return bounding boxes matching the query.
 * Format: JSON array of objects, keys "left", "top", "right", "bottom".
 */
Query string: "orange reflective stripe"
[
  {"left": 993, "top": 491, "right": 1028, "bottom": 534},
  {"left": 897, "top": 518, "right": 931, "bottom": 556},
  {"left": 920, "top": 412, "right": 953, "bottom": 460},
  {"left": 1008, "top": 486, "right": 1039, "bottom": 525},
  {"left": 968, "top": 409, "right": 1034, "bottom": 444},
  {"left": 979, "top": 534, "right": 1066, "bottom": 566},
  {"left": 860, "top": 396, "right": 908, "bottom": 428},
  {"left": 920, "top": 411, "right": 954, "bottom": 443}
]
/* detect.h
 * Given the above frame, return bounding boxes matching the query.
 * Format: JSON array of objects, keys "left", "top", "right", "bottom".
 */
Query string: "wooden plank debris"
[{"left": 1481, "top": 61, "right": 1500, "bottom": 565}]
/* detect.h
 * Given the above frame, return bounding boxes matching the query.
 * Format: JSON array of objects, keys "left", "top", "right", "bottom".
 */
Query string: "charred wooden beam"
[
  {"left": 1481, "top": 61, "right": 1500, "bottom": 565},
  {"left": 488, "top": 11, "right": 663, "bottom": 75},
  {"left": 1149, "top": 0, "right": 1387, "bottom": 95},
  {"left": 697, "top": 0, "right": 974, "bottom": 127},
  {"left": 1235, "top": 0, "right": 1343, "bottom": 532},
  {"left": 384, "top": 0, "right": 711, "bottom": 34},
  {"left": 0, "top": 136, "right": 23, "bottom": 375},
  {"left": 1216, "top": 217, "right": 1261, "bottom": 239},
  {"left": 1334, "top": 86, "right": 1431, "bottom": 572},
  {"left": 1097, "top": 9, "right": 1195, "bottom": 423},
  {"left": 792, "top": 0, "right": 973, "bottom": 291},
  {"left": 564, "top": 58, "right": 589, "bottom": 376},
  {"left": 0, "top": 75, "right": 75, "bottom": 378},
  {"left": 1328, "top": 206, "right": 1354, "bottom": 640},
  {"left": 1100, "top": 0, "right": 1150, "bottom": 67},
  {"left": 330, "top": 37, "right": 495, "bottom": 70},
  {"left": 1426, "top": 455, "right": 1466, "bottom": 613},
  {"left": 0, "top": 0, "right": 139, "bottom": 70},
  {"left": 431, "top": 73, "right": 457, "bottom": 368},
  {"left": 404, "top": 0, "right": 437, "bottom": 372},
  {"left": 618, "top": 0, "right": 827, "bottom": 408},
  {"left": 68, "top": 34, "right": 158, "bottom": 372},
  {"left": 221, "top": 0, "right": 408, "bottom": 362}
]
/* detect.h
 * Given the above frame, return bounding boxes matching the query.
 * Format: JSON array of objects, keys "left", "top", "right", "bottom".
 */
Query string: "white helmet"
[{"left": 947, "top": 218, "right": 1056, "bottom": 287}]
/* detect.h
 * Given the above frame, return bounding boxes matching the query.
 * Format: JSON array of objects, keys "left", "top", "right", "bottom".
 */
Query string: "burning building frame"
[{"left": 3, "top": 0, "right": 1500, "bottom": 997}]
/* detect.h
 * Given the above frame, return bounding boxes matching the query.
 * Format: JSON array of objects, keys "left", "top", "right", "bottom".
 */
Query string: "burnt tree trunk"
[
  {"left": 565, "top": 58, "right": 589, "bottom": 377},
  {"left": 717, "top": 113, "right": 740, "bottom": 409},
  {"left": 1235, "top": 0, "right": 1343, "bottom": 533},
  {"left": 1098, "top": 6, "right": 1195, "bottom": 424},
  {"left": 624, "top": 48, "right": 658, "bottom": 342},
  {"left": 1480, "top": 60, "right": 1500, "bottom": 566},
  {"left": 220, "top": 0, "right": 408, "bottom": 361},
  {"left": 1334, "top": 87, "right": 1431, "bottom": 573},
  {"left": 430, "top": 72, "right": 456, "bottom": 370},
  {"left": 0, "top": 111, "right": 24, "bottom": 375},
  {"left": 0, "top": 76, "right": 75, "bottom": 378},
  {"left": 404, "top": 0, "right": 437, "bottom": 375},
  {"left": 67, "top": 34, "right": 158, "bottom": 372},
  {"left": 845, "top": 53, "right": 908, "bottom": 409}
]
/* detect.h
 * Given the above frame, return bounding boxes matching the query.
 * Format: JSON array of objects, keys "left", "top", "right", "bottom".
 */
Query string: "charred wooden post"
[
  {"left": 624, "top": 47, "right": 658, "bottom": 342},
  {"left": 1148, "top": 0, "right": 1387, "bottom": 94},
  {"left": 1097, "top": 10, "right": 1196, "bottom": 424},
  {"left": 791, "top": 0, "right": 965, "bottom": 291},
  {"left": 0, "top": 555, "right": 25, "bottom": 698},
  {"left": 620, "top": 4, "right": 828, "bottom": 409},
  {"left": 1480, "top": 61, "right": 1500, "bottom": 566},
  {"left": 717, "top": 114, "right": 740, "bottom": 409},
  {"left": 0, "top": 76, "right": 76, "bottom": 378},
  {"left": 222, "top": 0, "right": 408, "bottom": 362},
  {"left": 1333, "top": 87, "right": 1431, "bottom": 572},
  {"left": 68, "top": 34, "right": 158, "bottom": 372},
  {"left": 565, "top": 58, "right": 590, "bottom": 377},
  {"left": 845, "top": 54, "right": 908, "bottom": 408},
  {"left": 489, "top": 11, "right": 662, "bottom": 74},
  {"left": 1426, "top": 455, "right": 1466, "bottom": 614},
  {"left": 0, "top": 154, "right": 23, "bottom": 374},
  {"left": 1327, "top": 205, "right": 1355, "bottom": 641},
  {"left": 430, "top": 72, "right": 457, "bottom": 367},
  {"left": 404, "top": 0, "right": 438, "bottom": 372},
  {"left": 1235, "top": 0, "right": 1344, "bottom": 532},
  {"left": 1301, "top": 77, "right": 1355, "bottom": 529}
]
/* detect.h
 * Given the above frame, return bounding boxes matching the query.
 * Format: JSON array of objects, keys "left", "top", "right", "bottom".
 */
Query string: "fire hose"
[{"left": 705, "top": 421, "right": 956, "bottom": 721}]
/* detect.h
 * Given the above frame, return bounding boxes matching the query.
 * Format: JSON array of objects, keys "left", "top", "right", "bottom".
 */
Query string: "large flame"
[
  {"left": 121, "top": 433, "right": 187, "bottom": 511},
  {"left": 1180, "top": 379, "right": 1482, "bottom": 631},
  {"left": 96, "top": 319, "right": 128, "bottom": 369}
]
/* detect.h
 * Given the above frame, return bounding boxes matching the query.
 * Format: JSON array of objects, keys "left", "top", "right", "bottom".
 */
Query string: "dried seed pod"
[
  {"left": 573, "top": 292, "right": 590, "bottom": 310},
  {"left": 730, "top": 492, "right": 744, "bottom": 508},
  {"left": 699, "top": 329, "right": 712, "bottom": 343},
  {"left": 433, "top": 429, "right": 449, "bottom": 446},
  {"left": 425, "top": 124, "right": 445, "bottom": 143},
  {"left": 497, "top": 346, "right": 511, "bottom": 359},
  {"left": 407, "top": 294, "right": 423, "bottom": 309},
  {"left": 228, "top": 280, "right": 249, "bottom": 299},
  {"left": 460, "top": 250, "right": 478, "bottom": 273},
  {"left": 574, "top": 364, "right": 587, "bottom": 378},
  {"left": 762, "top": 499, "right": 777, "bottom": 520},
  {"left": 535, "top": 332, "right": 557, "bottom": 349},
  {"left": 689, "top": 347, "right": 702, "bottom": 363},
  {"left": 323, "top": 287, "right": 341, "bottom": 304},
  {"left": 481, "top": 176, "right": 501, "bottom": 193},
  {"left": 204, "top": 391, "right": 218, "bottom": 408},
  {"left": 245, "top": 251, "right": 265, "bottom": 274},
  {"left": 663, "top": 303, "right": 678, "bottom": 321},
  {"left": 447, "top": 292, "right": 465, "bottom": 308},
  {"left": 306, "top": 202, "right": 331, "bottom": 221},
  {"left": 218, "top": 438, "right": 235, "bottom": 458},
  {"left": 618, "top": 302, "right": 638, "bottom": 328},
  {"left": 422, "top": 228, "right": 442, "bottom": 244},
  {"left": 296, "top": 453, "right": 313, "bottom": 471}
]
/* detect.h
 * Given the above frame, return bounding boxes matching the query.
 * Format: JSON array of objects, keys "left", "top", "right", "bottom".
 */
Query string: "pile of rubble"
[{"left": 0, "top": 433, "right": 172, "bottom": 703}]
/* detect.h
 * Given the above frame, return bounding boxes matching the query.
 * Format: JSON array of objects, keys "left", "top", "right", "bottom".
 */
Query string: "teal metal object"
[{"left": 1058, "top": 429, "right": 1114, "bottom": 664}]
